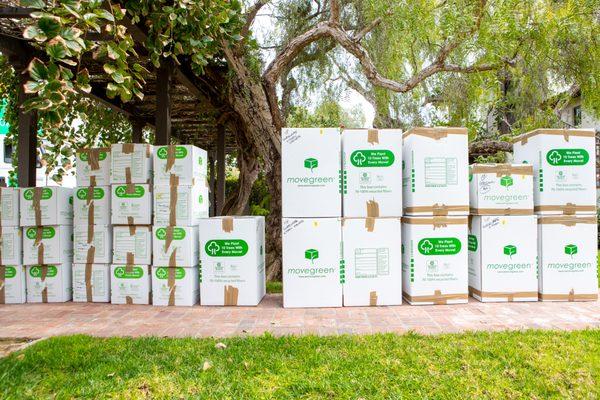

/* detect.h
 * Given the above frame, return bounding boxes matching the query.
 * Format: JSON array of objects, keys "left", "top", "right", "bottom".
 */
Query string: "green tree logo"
[
  {"left": 155, "top": 267, "right": 168, "bottom": 279},
  {"left": 305, "top": 249, "right": 319, "bottom": 263},
  {"left": 419, "top": 240, "right": 434, "bottom": 254},
  {"left": 352, "top": 151, "right": 367, "bottom": 166},
  {"left": 114, "top": 267, "right": 125, "bottom": 278},
  {"left": 26, "top": 228, "right": 37, "bottom": 240},
  {"left": 115, "top": 186, "right": 126, "bottom": 196},
  {"left": 29, "top": 266, "right": 41, "bottom": 277},
  {"left": 564, "top": 244, "right": 578, "bottom": 257},
  {"left": 503, "top": 245, "right": 517, "bottom": 258},
  {"left": 157, "top": 147, "right": 168, "bottom": 159},
  {"left": 548, "top": 150, "right": 562, "bottom": 165},
  {"left": 156, "top": 228, "right": 167, "bottom": 240},
  {"left": 304, "top": 158, "right": 318, "bottom": 172},
  {"left": 207, "top": 240, "right": 220, "bottom": 256},
  {"left": 500, "top": 176, "right": 513, "bottom": 189}
]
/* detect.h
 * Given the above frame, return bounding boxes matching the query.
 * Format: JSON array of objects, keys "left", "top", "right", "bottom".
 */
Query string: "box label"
[
  {"left": 157, "top": 146, "right": 187, "bottom": 159},
  {"left": 25, "top": 226, "right": 55, "bottom": 240},
  {"left": 113, "top": 266, "right": 144, "bottom": 279},
  {"left": 468, "top": 235, "right": 478, "bottom": 251},
  {"left": 114, "top": 185, "right": 145, "bottom": 198},
  {"left": 3, "top": 266, "right": 16, "bottom": 278},
  {"left": 23, "top": 188, "right": 52, "bottom": 201},
  {"left": 546, "top": 149, "right": 589, "bottom": 166},
  {"left": 76, "top": 187, "right": 105, "bottom": 200},
  {"left": 350, "top": 150, "right": 395, "bottom": 167},
  {"left": 154, "top": 267, "right": 185, "bottom": 280},
  {"left": 418, "top": 237, "right": 461, "bottom": 255},
  {"left": 29, "top": 265, "right": 57, "bottom": 278},
  {"left": 155, "top": 227, "right": 186, "bottom": 240},
  {"left": 80, "top": 151, "right": 107, "bottom": 162},
  {"left": 205, "top": 239, "right": 248, "bottom": 257}
]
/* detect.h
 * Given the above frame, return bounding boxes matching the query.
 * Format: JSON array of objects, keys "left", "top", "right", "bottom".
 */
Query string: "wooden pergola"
[{"left": 0, "top": 4, "right": 236, "bottom": 215}]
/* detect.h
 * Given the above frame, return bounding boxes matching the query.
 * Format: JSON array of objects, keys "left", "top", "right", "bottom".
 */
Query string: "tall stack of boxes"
[
  {"left": 72, "top": 148, "right": 113, "bottom": 302},
  {"left": 152, "top": 145, "right": 207, "bottom": 306},
  {"left": 468, "top": 164, "right": 538, "bottom": 302},
  {"left": 21, "top": 186, "right": 73, "bottom": 302},
  {"left": 513, "top": 129, "right": 598, "bottom": 301},
  {"left": 0, "top": 187, "right": 25, "bottom": 304},
  {"left": 401, "top": 127, "right": 469, "bottom": 305},
  {"left": 110, "top": 143, "right": 153, "bottom": 304}
]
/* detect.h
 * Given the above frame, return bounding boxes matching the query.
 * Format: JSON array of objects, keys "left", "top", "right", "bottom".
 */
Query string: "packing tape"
[
  {"left": 125, "top": 182, "right": 136, "bottom": 195},
  {"left": 168, "top": 267, "right": 176, "bottom": 306},
  {"left": 0, "top": 266, "right": 5, "bottom": 304},
  {"left": 165, "top": 146, "right": 176, "bottom": 172},
  {"left": 165, "top": 226, "right": 174, "bottom": 253},
  {"left": 534, "top": 204, "right": 596, "bottom": 215},
  {"left": 90, "top": 175, "right": 97, "bottom": 187},
  {"left": 126, "top": 296, "right": 133, "bottom": 305},
  {"left": 467, "top": 215, "right": 473, "bottom": 231},
  {"left": 512, "top": 128, "right": 595, "bottom": 145},
  {"left": 470, "top": 164, "right": 533, "bottom": 177},
  {"left": 470, "top": 208, "right": 533, "bottom": 216},
  {"left": 122, "top": 143, "right": 134, "bottom": 154},
  {"left": 85, "top": 263, "right": 93, "bottom": 302},
  {"left": 537, "top": 215, "right": 596, "bottom": 226},
  {"left": 366, "top": 200, "right": 380, "bottom": 217},
  {"left": 222, "top": 217, "right": 234, "bottom": 233},
  {"left": 125, "top": 167, "right": 132, "bottom": 185},
  {"left": 33, "top": 187, "right": 43, "bottom": 226},
  {"left": 87, "top": 204, "right": 95, "bottom": 244},
  {"left": 403, "top": 204, "right": 469, "bottom": 216},
  {"left": 365, "top": 217, "right": 375, "bottom": 232},
  {"left": 168, "top": 248, "right": 177, "bottom": 267},
  {"left": 469, "top": 287, "right": 537, "bottom": 301},
  {"left": 86, "top": 185, "right": 94, "bottom": 205},
  {"left": 36, "top": 228, "right": 45, "bottom": 265},
  {"left": 127, "top": 218, "right": 136, "bottom": 235},
  {"left": 126, "top": 253, "right": 134, "bottom": 272},
  {"left": 87, "top": 148, "right": 101, "bottom": 171},
  {"left": 86, "top": 245, "right": 96, "bottom": 264},
  {"left": 224, "top": 285, "right": 239, "bottom": 306},
  {"left": 538, "top": 291, "right": 597, "bottom": 302},
  {"left": 367, "top": 129, "right": 379, "bottom": 144},
  {"left": 403, "top": 290, "right": 468, "bottom": 305},
  {"left": 369, "top": 291, "right": 378, "bottom": 306},
  {"left": 169, "top": 174, "right": 179, "bottom": 226},
  {"left": 41, "top": 266, "right": 48, "bottom": 303},
  {"left": 402, "top": 127, "right": 467, "bottom": 140}
]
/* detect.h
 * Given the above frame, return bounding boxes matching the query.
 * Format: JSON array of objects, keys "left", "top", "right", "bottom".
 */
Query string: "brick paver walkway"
[{"left": 1, "top": 295, "right": 599, "bottom": 338}]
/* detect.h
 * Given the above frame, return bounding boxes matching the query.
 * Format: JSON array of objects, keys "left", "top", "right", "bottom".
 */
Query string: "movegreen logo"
[
  {"left": 564, "top": 244, "right": 578, "bottom": 257},
  {"left": 23, "top": 188, "right": 52, "bottom": 201},
  {"left": 205, "top": 239, "right": 249, "bottom": 257},
  {"left": 350, "top": 150, "right": 395, "bottom": 167},
  {"left": 26, "top": 227, "right": 55, "bottom": 240},
  {"left": 79, "top": 151, "right": 107, "bottom": 162},
  {"left": 155, "top": 267, "right": 185, "bottom": 280},
  {"left": 304, "top": 158, "right": 318, "bottom": 172},
  {"left": 503, "top": 245, "right": 517, "bottom": 258},
  {"left": 418, "top": 238, "right": 461, "bottom": 255},
  {"left": 500, "top": 175, "right": 513, "bottom": 189},
  {"left": 2, "top": 266, "right": 16, "bottom": 278},
  {"left": 155, "top": 227, "right": 186, "bottom": 240},
  {"left": 115, "top": 185, "right": 145, "bottom": 198},
  {"left": 29, "top": 265, "right": 57, "bottom": 278},
  {"left": 76, "top": 187, "right": 105, "bottom": 200},
  {"left": 468, "top": 235, "right": 478, "bottom": 252},
  {"left": 114, "top": 266, "right": 144, "bottom": 279},
  {"left": 305, "top": 248, "right": 319, "bottom": 263},
  {"left": 157, "top": 146, "right": 188, "bottom": 160},
  {"left": 546, "top": 149, "right": 589, "bottom": 166}
]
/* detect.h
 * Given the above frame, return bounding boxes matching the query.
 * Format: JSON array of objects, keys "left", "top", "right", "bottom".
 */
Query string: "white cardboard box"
[
  {"left": 26, "top": 264, "right": 72, "bottom": 303},
  {"left": 151, "top": 266, "right": 199, "bottom": 306},
  {"left": 402, "top": 127, "right": 469, "bottom": 216},
  {"left": 153, "top": 145, "right": 208, "bottom": 185},
  {"left": 513, "top": 129, "right": 597, "bottom": 214},
  {"left": 538, "top": 215, "right": 598, "bottom": 301},
  {"left": 342, "top": 218, "right": 402, "bottom": 306},
  {"left": 20, "top": 187, "right": 73, "bottom": 226},
  {"left": 153, "top": 181, "right": 209, "bottom": 226},
  {"left": 282, "top": 128, "right": 341, "bottom": 217},
  {"left": 73, "top": 186, "right": 111, "bottom": 226},
  {"left": 23, "top": 225, "right": 73, "bottom": 265},
  {"left": 342, "top": 129, "right": 403, "bottom": 217},
  {"left": 111, "top": 184, "right": 152, "bottom": 225},
  {"left": 0, "top": 226, "right": 22, "bottom": 265},
  {"left": 401, "top": 216, "right": 469, "bottom": 305},
  {"left": 76, "top": 147, "right": 111, "bottom": 187},
  {"left": 198, "top": 217, "right": 266, "bottom": 306},
  {"left": 110, "top": 143, "right": 153, "bottom": 184},
  {"left": 72, "top": 263, "right": 110, "bottom": 302},
  {"left": 468, "top": 215, "right": 538, "bottom": 302},
  {"left": 0, "top": 187, "right": 20, "bottom": 227},
  {"left": 0, "top": 265, "right": 26, "bottom": 304},
  {"left": 282, "top": 218, "right": 342, "bottom": 308},
  {"left": 73, "top": 225, "right": 113, "bottom": 264},
  {"left": 110, "top": 264, "right": 151, "bottom": 304},
  {"left": 153, "top": 226, "right": 199, "bottom": 267},
  {"left": 113, "top": 226, "right": 152, "bottom": 265},
  {"left": 469, "top": 164, "right": 534, "bottom": 215}
]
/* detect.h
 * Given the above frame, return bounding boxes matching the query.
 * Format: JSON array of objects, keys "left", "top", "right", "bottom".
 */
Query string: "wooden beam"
[
  {"left": 155, "top": 60, "right": 172, "bottom": 145},
  {"left": 131, "top": 119, "right": 144, "bottom": 143},
  {"left": 215, "top": 124, "right": 226, "bottom": 215},
  {"left": 0, "top": 7, "right": 34, "bottom": 18},
  {"left": 209, "top": 152, "right": 216, "bottom": 217},
  {"left": 17, "top": 73, "right": 37, "bottom": 187}
]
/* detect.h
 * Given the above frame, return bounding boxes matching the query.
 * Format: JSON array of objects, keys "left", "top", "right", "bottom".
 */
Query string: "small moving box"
[
  {"left": 111, "top": 184, "right": 152, "bottom": 225},
  {"left": 153, "top": 226, "right": 199, "bottom": 267},
  {"left": 469, "top": 164, "right": 533, "bottom": 215},
  {"left": 26, "top": 264, "right": 72, "bottom": 303},
  {"left": 23, "top": 225, "right": 72, "bottom": 265},
  {"left": 73, "top": 224, "right": 113, "bottom": 264},
  {"left": 110, "top": 143, "right": 153, "bottom": 184},
  {"left": 153, "top": 180, "right": 208, "bottom": 226},
  {"left": 153, "top": 145, "right": 208, "bottom": 185},
  {"left": 72, "top": 263, "right": 110, "bottom": 302},
  {"left": 151, "top": 266, "right": 199, "bottom": 306},
  {"left": 76, "top": 147, "right": 111, "bottom": 187},
  {"left": 113, "top": 226, "right": 152, "bottom": 265},
  {"left": 73, "top": 186, "right": 111, "bottom": 226},
  {"left": 0, "top": 265, "right": 26, "bottom": 304},
  {"left": 110, "top": 264, "right": 151, "bottom": 305},
  {"left": 20, "top": 187, "right": 73, "bottom": 226}
]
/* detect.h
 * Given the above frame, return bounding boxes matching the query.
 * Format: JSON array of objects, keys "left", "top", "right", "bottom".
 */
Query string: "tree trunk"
[{"left": 265, "top": 154, "right": 282, "bottom": 281}]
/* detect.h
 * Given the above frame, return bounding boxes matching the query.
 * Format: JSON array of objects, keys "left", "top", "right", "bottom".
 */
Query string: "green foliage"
[
  {"left": 287, "top": 98, "right": 365, "bottom": 127},
  {"left": 0, "top": 56, "right": 19, "bottom": 186}
]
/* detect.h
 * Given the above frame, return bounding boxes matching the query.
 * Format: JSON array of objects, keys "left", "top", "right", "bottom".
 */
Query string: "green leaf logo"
[
  {"left": 155, "top": 267, "right": 168, "bottom": 279},
  {"left": 500, "top": 175, "right": 513, "bottom": 189},
  {"left": 548, "top": 150, "right": 562, "bottom": 165},
  {"left": 305, "top": 248, "right": 319, "bottom": 263},
  {"left": 419, "top": 239, "right": 434, "bottom": 254},
  {"left": 503, "top": 245, "right": 517, "bottom": 258},
  {"left": 304, "top": 158, "right": 318, "bottom": 172},
  {"left": 352, "top": 151, "right": 367, "bottom": 166},
  {"left": 156, "top": 228, "right": 167, "bottom": 240},
  {"left": 564, "top": 244, "right": 578, "bottom": 257},
  {"left": 546, "top": 149, "right": 589, "bottom": 166},
  {"left": 206, "top": 240, "right": 220, "bottom": 256},
  {"left": 157, "top": 146, "right": 188, "bottom": 159}
]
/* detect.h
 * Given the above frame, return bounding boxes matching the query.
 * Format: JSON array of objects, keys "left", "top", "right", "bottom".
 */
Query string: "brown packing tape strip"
[
  {"left": 222, "top": 217, "right": 234, "bottom": 233},
  {"left": 467, "top": 215, "right": 473, "bottom": 231},
  {"left": 512, "top": 128, "right": 595, "bottom": 145},
  {"left": 169, "top": 174, "right": 179, "bottom": 226},
  {"left": 535, "top": 204, "right": 596, "bottom": 215},
  {"left": 0, "top": 266, "right": 5, "bottom": 304},
  {"left": 35, "top": 227, "right": 45, "bottom": 265},
  {"left": 224, "top": 285, "right": 239, "bottom": 306},
  {"left": 403, "top": 290, "right": 468, "bottom": 304},
  {"left": 402, "top": 127, "right": 468, "bottom": 140},
  {"left": 86, "top": 245, "right": 96, "bottom": 264},
  {"left": 122, "top": 143, "right": 134, "bottom": 154},
  {"left": 125, "top": 167, "right": 132, "bottom": 185},
  {"left": 127, "top": 218, "right": 136, "bottom": 235},
  {"left": 367, "top": 129, "right": 379, "bottom": 144},
  {"left": 168, "top": 248, "right": 177, "bottom": 267},
  {"left": 145, "top": 144, "right": 151, "bottom": 158},
  {"left": 33, "top": 187, "right": 43, "bottom": 226},
  {"left": 87, "top": 148, "right": 101, "bottom": 171},
  {"left": 165, "top": 226, "right": 174, "bottom": 253},
  {"left": 469, "top": 287, "right": 537, "bottom": 301},
  {"left": 165, "top": 145, "right": 176, "bottom": 172},
  {"left": 539, "top": 291, "right": 598, "bottom": 302},
  {"left": 404, "top": 204, "right": 470, "bottom": 216},
  {"left": 470, "top": 164, "right": 533, "bottom": 177},
  {"left": 125, "top": 182, "right": 136, "bottom": 195},
  {"left": 365, "top": 217, "right": 375, "bottom": 232},
  {"left": 537, "top": 215, "right": 597, "bottom": 225},
  {"left": 90, "top": 175, "right": 97, "bottom": 187},
  {"left": 126, "top": 253, "right": 135, "bottom": 272},
  {"left": 126, "top": 296, "right": 133, "bottom": 305},
  {"left": 87, "top": 203, "right": 95, "bottom": 243},
  {"left": 402, "top": 216, "right": 468, "bottom": 227},
  {"left": 366, "top": 200, "right": 379, "bottom": 217},
  {"left": 369, "top": 291, "right": 377, "bottom": 306},
  {"left": 41, "top": 266, "right": 48, "bottom": 303},
  {"left": 85, "top": 263, "right": 93, "bottom": 302},
  {"left": 470, "top": 208, "right": 533, "bottom": 216},
  {"left": 168, "top": 267, "right": 177, "bottom": 306}
]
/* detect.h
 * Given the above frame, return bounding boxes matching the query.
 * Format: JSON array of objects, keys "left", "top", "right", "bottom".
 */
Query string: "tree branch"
[
  {"left": 330, "top": 0, "right": 340, "bottom": 23},
  {"left": 241, "top": 0, "right": 269, "bottom": 39}
]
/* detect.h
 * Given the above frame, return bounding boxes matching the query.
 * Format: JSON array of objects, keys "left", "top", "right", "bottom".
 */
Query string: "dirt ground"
[{"left": 0, "top": 338, "right": 38, "bottom": 357}]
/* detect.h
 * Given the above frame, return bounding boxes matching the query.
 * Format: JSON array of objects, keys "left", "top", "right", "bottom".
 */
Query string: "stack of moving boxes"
[
  {"left": 468, "top": 163, "right": 537, "bottom": 302},
  {"left": 341, "top": 129, "right": 403, "bottom": 306},
  {"left": 110, "top": 143, "right": 153, "bottom": 304},
  {"left": 152, "top": 145, "right": 208, "bottom": 306},
  {"left": 21, "top": 186, "right": 73, "bottom": 302},
  {"left": 0, "top": 187, "right": 25, "bottom": 304},
  {"left": 72, "top": 148, "right": 113, "bottom": 302},
  {"left": 401, "top": 127, "right": 469, "bottom": 305},
  {"left": 513, "top": 129, "right": 598, "bottom": 301}
]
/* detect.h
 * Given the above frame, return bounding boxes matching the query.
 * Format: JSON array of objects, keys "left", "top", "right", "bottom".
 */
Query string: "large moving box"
[
  {"left": 151, "top": 266, "right": 199, "bottom": 306},
  {"left": 73, "top": 186, "right": 111, "bottom": 226},
  {"left": 23, "top": 225, "right": 72, "bottom": 265},
  {"left": 76, "top": 147, "right": 111, "bottom": 187},
  {"left": 72, "top": 263, "right": 110, "bottom": 302},
  {"left": 512, "top": 129, "right": 596, "bottom": 215},
  {"left": 468, "top": 215, "right": 537, "bottom": 302},
  {"left": 342, "top": 217, "right": 402, "bottom": 306},
  {"left": 20, "top": 187, "right": 73, "bottom": 226},
  {"left": 73, "top": 224, "right": 113, "bottom": 264},
  {"left": 342, "top": 129, "right": 403, "bottom": 217},
  {"left": 153, "top": 181, "right": 208, "bottom": 226},
  {"left": 110, "top": 143, "right": 153, "bottom": 184},
  {"left": 282, "top": 217, "right": 342, "bottom": 308},
  {"left": 153, "top": 145, "right": 208, "bottom": 185},
  {"left": 401, "top": 216, "right": 468, "bottom": 305},
  {"left": 402, "top": 127, "right": 469, "bottom": 216},
  {"left": 0, "top": 187, "right": 20, "bottom": 227},
  {"left": 282, "top": 128, "right": 341, "bottom": 217},
  {"left": 469, "top": 164, "right": 534, "bottom": 215},
  {"left": 0, "top": 226, "right": 22, "bottom": 265},
  {"left": 111, "top": 264, "right": 151, "bottom": 304},
  {"left": 113, "top": 226, "right": 152, "bottom": 265},
  {"left": 111, "top": 184, "right": 152, "bottom": 225},
  {"left": 153, "top": 226, "right": 199, "bottom": 267},
  {"left": 26, "top": 264, "right": 72, "bottom": 303},
  {"left": 199, "top": 217, "right": 265, "bottom": 306},
  {"left": 538, "top": 215, "right": 598, "bottom": 301},
  {"left": 0, "top": 265, "right": 26, "bottom": 304}
]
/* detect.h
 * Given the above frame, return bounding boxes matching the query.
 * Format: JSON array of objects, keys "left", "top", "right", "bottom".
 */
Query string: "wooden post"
[
  {"left": 131, "top": 119, "right": 144, "bottom": 143},
  {"left": 209, "top": 152, "right": 216, "bottom": 217},
  {"left": 155, "top": 60, "right": 172, "bottom": 145},
  {"left": 216, "top": 125, "right": 226, "bottom": 215},
  {"left": 17, "top": 73, "right": 37, "bottom": 187}
]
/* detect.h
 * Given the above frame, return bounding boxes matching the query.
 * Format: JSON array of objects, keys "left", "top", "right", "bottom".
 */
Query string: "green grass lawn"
[{"left": 1, "top": 331, "right": 599, "bottom": 399}]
